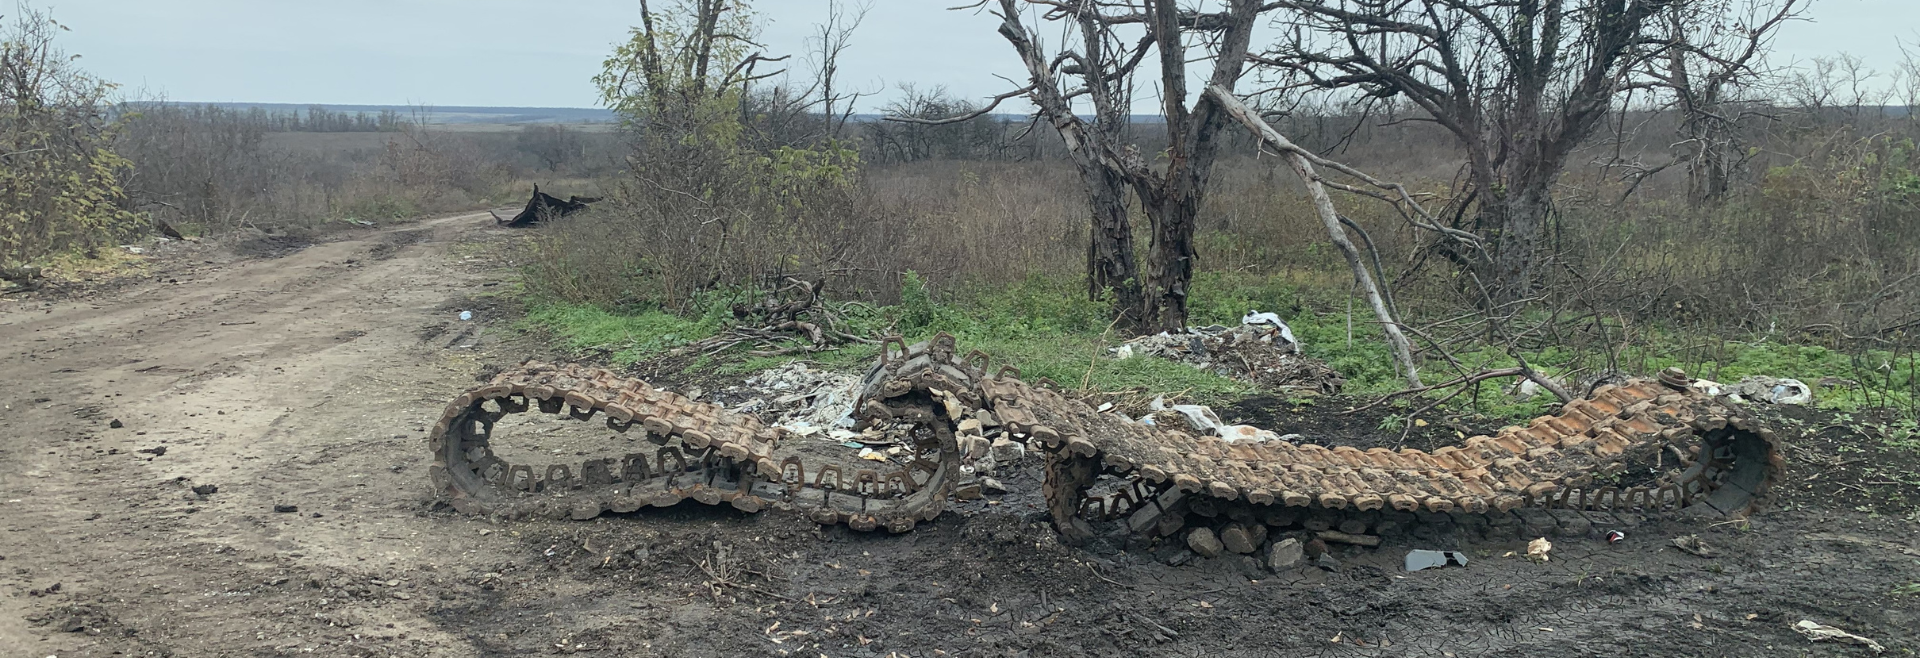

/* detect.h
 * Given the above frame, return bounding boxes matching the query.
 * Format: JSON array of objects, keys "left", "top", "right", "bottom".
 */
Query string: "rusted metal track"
[{"left": 428, "top": 333, "right": 1781, "bottom": 550}]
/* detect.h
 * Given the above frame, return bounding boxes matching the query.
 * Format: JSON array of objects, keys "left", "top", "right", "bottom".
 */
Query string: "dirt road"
[
  {"left": 2, "top": 215, "right": 1917, "bottom": 657},
  {"left": 0, "top": 214, "right": 517, "bottom": 656}
]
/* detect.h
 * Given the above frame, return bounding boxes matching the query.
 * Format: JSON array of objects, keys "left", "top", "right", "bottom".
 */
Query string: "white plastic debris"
[
  {"left": 1526, "top": 537, "right": 1553, "bottom": 562},
  {"left": 1217, "top": 424, "right": 1280, "bottom": 443},
  {"left": 1113, "top": 344, "right": 1134, "bottom": 360},
  {"left": 1148, "top": 396, "right": 1224, "bottom": 433},
  {"left": 459, "top": 310, "right": 473, "bottom": 321},
  {"left": 1242, "top": 310, "right": 1300, "bottom": 353},
  {"left": 1719, "top": 376, "right": 1814, "bottom": 405},
  {"left": 1793, "top": 620, "right": 1884, "bottom": 653}
]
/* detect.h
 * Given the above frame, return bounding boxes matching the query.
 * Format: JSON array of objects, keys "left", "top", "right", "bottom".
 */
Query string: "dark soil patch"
[
  {"left": 231, "top": 233, "right": 314, "bottom": 259},
  {"left": 423, "top": 482, "right": 1919, "bottom": 657}
]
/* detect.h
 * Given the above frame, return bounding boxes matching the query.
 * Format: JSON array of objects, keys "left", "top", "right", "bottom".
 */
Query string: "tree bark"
[{"left": 1082, "top": 165, "right": 1142, "bottom": 328}]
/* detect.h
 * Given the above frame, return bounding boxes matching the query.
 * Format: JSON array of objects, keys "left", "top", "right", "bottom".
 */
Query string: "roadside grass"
[{"left": 517, "top": 269, "right": 1920, "bottom": 423}]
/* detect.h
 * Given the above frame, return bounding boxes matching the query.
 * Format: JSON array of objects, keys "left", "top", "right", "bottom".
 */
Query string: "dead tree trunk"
[{"left": 1084, "top": 166, "right": 1141, "bottom": 326}]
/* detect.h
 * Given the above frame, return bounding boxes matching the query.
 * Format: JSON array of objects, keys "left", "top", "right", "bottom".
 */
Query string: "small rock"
[
  {"left": 1186, "top": 527, "right": 1224, "bottom": 558},
  {"left": 1315, "top": 553, "right": 1340, "bottom": 571},
  {"left": 273, "top": 505, "right": 299, "bottom": 513},
  {"left": 1337, "top": 519, "right": 1369, "bottom": 535},
  {"left": 980, "top": 477, "right": 1007, "bottom": 494},
  {"left": 1162, "top": 549, "right": 1196, "bottom": 566},
  {"left": 954, "top": 483, "right": 984, "bottom": 500},
  {"left": 1303, "top": 538, "right": 1330, "bottom": 558},
  {"left": 989, "top": 437, "right": 1025, "bottom": 462},
  {"left": 136, "top": 446, "right": 166, "bottom": 456},
  {"left": 191, "top": 484, "right": 218, "bottom": 496},
  {"left": 1220, "top": 524, "right": 1264, "bottom": 554},
  {"left": 109, "top": 419, "right": 123, "bottom": 429},
  {"left": 1268, "top": 538, "right": 1303, "bottom": 570}
]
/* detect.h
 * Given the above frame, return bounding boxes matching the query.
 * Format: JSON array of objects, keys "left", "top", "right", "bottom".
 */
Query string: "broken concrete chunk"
[
  {"left": 1186, "top": 527, "right": 1224, "bottom": 558},
  {"left": 989, "top": 437, "right": 1025, "bottom": 462},
  {"left": 1267, "top": 537, "right": 1303, "bottom": 570}
]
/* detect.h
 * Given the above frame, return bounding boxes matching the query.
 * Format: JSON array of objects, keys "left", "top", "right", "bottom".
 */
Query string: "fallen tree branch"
[{"left": 1208, "top": 84, "right": 1421, "bottom": 388}]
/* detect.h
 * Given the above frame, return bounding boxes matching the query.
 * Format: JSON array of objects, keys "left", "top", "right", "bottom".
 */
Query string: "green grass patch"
[
  {"left": 513, "top": 269, "right": 1920, "bottom": 421},
  {"left": 520, "top": 302, "right": 721, "bottom": 365}
]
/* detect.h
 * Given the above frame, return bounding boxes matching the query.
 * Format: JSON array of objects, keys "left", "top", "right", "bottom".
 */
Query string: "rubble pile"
[
  {"left": 719, "top": 363, "right": 862, "bottom": 438},
  {"left": 1116, "top": 320, "right": 1344, "bottom": 394}
]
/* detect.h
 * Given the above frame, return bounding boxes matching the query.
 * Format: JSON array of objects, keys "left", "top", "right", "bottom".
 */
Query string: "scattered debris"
[
  {"left": 1606, "top": 530, "right": 1626, "bottom": 544},
  {"left": 191, "top": 484, "right": 218, "bottom": 496},
  {"left": 1114, "top": 322, "right": 1344, "bottom": 393},
  {"left": 459, "top": 310, "right": 473, "bottom": 321},
  {"left": 1792, "top": 620, "right": 1884, "bottom": 653},
  {"left": 273, "top": 505, "right": 299, "bottom": 513},
  {"left": 1239, "top": 310, "right": 1300, "bottom": 353},
  {"left": 980, "top": 477, "right": 1007, "bottom": 494},
  {"left": 1526, "top": 537, "right": 1553, "bottom": 562},
  {"left": 1690, "top": 376, "right": 1812, "bottom": 405},
  {"left": 722, "top": 362, "right": 860, "bottom": 433},
  {"left": 1404, "top": 549, "right": 1470, "bottom": 571},
  {"left": 135, "top": 446, "right": 166, "bottom": 456},
  {"left": 1671, "top": 534, "right": 1717, "bottom": 558}
]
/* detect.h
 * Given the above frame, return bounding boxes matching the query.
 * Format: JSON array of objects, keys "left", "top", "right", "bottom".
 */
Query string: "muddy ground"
[{"left": 2, "top": 214, "right": 1917, "bottom": 657}]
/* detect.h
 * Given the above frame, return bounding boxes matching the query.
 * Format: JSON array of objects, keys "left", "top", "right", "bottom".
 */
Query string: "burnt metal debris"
[
  {"left": 490, "top": 185, "right": 601, "bottom": 228},
  {"left": 428, "top": 334, "right": 1783, "bottom": 555}
]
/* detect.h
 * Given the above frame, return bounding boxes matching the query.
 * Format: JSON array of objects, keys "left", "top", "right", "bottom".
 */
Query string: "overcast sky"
[{"left": 34, "top": 0, "right": 1917, "bottom": 111}]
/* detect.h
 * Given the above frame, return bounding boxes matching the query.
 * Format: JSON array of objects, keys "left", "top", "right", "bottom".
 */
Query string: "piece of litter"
[
  {"left": 1671, "top": 534, "right": 1717, "bottom": 558},
  {"left": 857, "top": 447, "right": 888, "bottom": 462},
  {"left": 1404, "top": 549, "right": 1470, "bottom": 571},
  {"left": 1096, "top": 402, "right": 1114, "bottom": 413},
  {"left": 459, "top": 310, "right": 473, "bottom": 321},
  {"left": 1793, "top": 620, "right": 1884, "bottom": 653},
  {"left": 1526, "top": 537, "right": 1552, "bottom": 562},
  {"left": 841, "top": 441, "right": 865, "bottom": 449},
  {"left": 1241, "top": 310, "right": 1300, "bottom": 352}
]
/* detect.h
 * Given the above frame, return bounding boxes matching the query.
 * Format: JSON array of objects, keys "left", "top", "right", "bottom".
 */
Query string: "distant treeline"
[{"left": 116, "top": 103, "right": 405, "bottom": 133}]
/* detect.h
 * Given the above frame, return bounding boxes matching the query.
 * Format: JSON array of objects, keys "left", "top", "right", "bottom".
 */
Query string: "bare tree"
[
  {"left": 1634, "top": 0, "right": 1804, "bottom": 205},
  {"left": 807, "top": 0, "right": 871, "bottom": 140},
  {"left": 901, "top": 0, "right": 1269, "bottom": 332},
  {"left": 1261, "top": 0, "right": 1681, "bottom": 303}
]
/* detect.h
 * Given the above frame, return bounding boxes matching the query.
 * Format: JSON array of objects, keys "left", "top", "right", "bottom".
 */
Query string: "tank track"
[{"left": 428, "top": 333, "right": 1782, "bottom": 551}]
